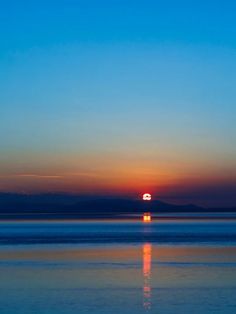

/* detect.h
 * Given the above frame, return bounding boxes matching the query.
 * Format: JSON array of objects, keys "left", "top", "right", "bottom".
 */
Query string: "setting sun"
[{"left": 143, "top": 193, "right": 152, "bottom": 201}]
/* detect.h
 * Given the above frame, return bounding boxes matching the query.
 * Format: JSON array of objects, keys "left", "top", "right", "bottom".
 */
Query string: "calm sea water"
[{"left": 0, "top": 219, "right": 236, "bottom": 313}]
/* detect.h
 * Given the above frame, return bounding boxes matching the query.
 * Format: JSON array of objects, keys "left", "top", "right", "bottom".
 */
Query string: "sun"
[{"left": 143, "top": 193, "right": 151, "bottom": 201}]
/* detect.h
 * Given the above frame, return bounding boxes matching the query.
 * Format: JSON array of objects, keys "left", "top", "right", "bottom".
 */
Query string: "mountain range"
[{"left": 0, "top": 193, "right": 235, "bottom": 220}]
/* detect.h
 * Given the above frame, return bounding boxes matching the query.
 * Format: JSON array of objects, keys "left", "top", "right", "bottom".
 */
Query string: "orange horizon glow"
[
  {"left": 2, "top": 150, "right": 233, "bottom": 193},
  {"left": 0, "top": 151, "right": 235, "bottom": 207}
]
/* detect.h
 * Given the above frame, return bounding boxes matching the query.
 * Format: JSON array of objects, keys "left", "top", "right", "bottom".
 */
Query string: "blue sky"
[{"left": 0, "top": 0, "right": 235, "bottom": 206}]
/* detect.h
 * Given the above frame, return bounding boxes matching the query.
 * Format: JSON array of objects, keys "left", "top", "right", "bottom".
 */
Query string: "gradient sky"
[{"left": 0, "top": 0, "right": 236, "bottom": 206}]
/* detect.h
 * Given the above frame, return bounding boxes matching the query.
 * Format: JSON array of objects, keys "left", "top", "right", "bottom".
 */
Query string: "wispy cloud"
[
  {"left": 0, "top": 174, "right": 63, "bottom": 179},
  {"left": 67, "top": 172, "right": 101, "bottom": 178},
  {"left": 0, "top": 172, "right": 100, "bottom": 179}
]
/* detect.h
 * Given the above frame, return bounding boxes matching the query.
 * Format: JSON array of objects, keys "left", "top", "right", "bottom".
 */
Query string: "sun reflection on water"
[{"left": 143, "top": 243, "right": 152, "bottom": 311}]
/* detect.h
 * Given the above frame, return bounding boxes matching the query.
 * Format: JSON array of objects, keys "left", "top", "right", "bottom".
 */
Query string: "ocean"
[{"left": 0, "top": 218, "right": 236, "bottom": 313}]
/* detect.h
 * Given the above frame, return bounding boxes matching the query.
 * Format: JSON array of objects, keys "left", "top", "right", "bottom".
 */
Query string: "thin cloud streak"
[
  {"left": 67, "top": 172, "right": 101, "bottom": 177},
  {"left": 0, "top": 172, "right": 101, "bottom": 179},
  {"left": 0, "top": 174, "right": 63, "bottom": 179}
]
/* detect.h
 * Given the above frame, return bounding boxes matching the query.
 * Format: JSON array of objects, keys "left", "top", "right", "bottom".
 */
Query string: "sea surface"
[{"left": 0, "top": 218, "right": 236, "bottom": 313}]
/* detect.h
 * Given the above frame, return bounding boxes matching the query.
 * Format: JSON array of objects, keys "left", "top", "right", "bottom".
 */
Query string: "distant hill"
[{"left": 0, "top": 193, "right": 235, "bottom": 220}]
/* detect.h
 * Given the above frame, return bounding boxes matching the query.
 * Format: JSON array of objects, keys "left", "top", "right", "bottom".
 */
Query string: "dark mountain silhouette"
[{"left": 0, "top": 193, "right": 235, "bottom": 220}]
